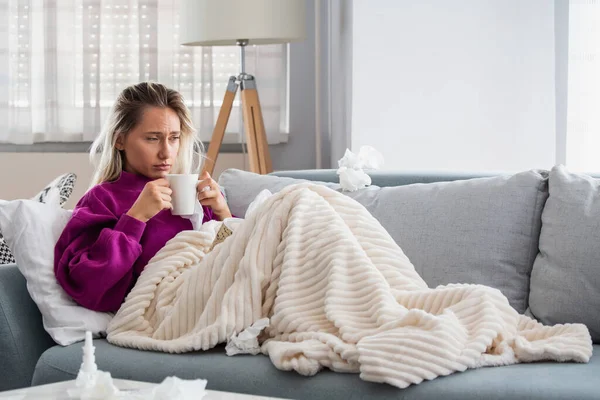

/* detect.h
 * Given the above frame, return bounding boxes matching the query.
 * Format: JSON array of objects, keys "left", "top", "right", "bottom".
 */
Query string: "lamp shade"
[{"left": 180, "top": 0, "right": 306, "bottom": 47}]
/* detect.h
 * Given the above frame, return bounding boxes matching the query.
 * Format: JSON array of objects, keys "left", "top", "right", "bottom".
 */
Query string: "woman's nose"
[{"left": 158, "top": 140, "right": 169, "bottom": 159}]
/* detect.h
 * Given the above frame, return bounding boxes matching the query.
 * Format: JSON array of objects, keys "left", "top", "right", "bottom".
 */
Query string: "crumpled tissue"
[
  {"left": 245, "top": 189, "right": 273, "bottom": 218},
  {"left": 336, "top": 146, "right": 384, "bottom": 191},
  {"left": 226, "top": 318, "right": 270, "bottom": 356},
  {"left": 139, "top": 376, "right": 207, "bottom": 400},
  {"left": 68, "top": 369, "right": 119, "bottom": 400},
  {"left": 68, "top": 331, "right": 207, "bottom": 400}
]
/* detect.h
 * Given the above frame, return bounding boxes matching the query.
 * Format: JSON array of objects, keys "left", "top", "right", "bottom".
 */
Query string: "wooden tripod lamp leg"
[
  {"left": 240, "top": 79, "right": 273, "bottom": 175},
  {"left": 202, "top": 76, "right": 238, "bottom": 177}
]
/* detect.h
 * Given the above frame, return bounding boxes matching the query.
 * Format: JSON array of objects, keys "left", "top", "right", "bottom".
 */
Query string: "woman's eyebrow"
[{"left": 142, "top": 131, "right": 181, "bottom": 135}]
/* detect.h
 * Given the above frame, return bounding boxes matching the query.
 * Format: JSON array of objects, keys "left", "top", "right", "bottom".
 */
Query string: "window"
[
  {"left": 0, "top": 0, "right": 288, "bottom": 145},
  {"left": 566, "top": 0, "right": 600, "bottom": 172}
]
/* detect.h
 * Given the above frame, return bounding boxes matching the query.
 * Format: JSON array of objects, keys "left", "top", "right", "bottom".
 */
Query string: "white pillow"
[{"left": 0, "top": 199, "right": 113, "bottom": 346}]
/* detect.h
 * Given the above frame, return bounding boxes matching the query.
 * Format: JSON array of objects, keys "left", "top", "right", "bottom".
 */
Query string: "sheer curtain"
[
  {"left": 0, "top": 0, "right": 288, "bottom": 145},
  {"left": 566, "top": 0, "right": 600, "bottom": 172}
]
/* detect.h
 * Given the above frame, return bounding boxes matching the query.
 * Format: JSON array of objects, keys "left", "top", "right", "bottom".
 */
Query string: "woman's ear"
[{"left": 115, "top": 134, "right": 125, "bottom": 151}]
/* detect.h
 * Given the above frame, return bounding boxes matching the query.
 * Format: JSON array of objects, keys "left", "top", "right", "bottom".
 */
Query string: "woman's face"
[{"left": 116, "top": 106, "right": 181, "bottom": 180}]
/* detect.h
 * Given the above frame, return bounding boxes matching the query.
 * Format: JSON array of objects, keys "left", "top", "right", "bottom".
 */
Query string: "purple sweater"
[{"left": 54, "top": 171, "right": 217, "bottom": 312}]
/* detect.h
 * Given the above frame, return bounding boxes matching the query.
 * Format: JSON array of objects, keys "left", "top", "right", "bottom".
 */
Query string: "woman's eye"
[
  {"left": 170, "top": 136, "right": 180, "bottom": 141},
  {"left": 146, "top": 137, "right": 158, "bottom": 141}
]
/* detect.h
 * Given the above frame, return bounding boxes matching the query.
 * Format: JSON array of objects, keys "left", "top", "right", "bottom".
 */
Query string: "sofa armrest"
[{"left": 0, "top": 264, "right": 55, "bottom": 391}]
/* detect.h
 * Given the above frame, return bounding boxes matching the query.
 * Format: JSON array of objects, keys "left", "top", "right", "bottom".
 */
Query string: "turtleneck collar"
[{"left": 113, "top": 170, "right": 153, "bottom": 190}]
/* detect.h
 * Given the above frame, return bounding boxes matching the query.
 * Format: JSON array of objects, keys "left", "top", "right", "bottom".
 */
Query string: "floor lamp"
[{"left": 180, "top": 0, "right": 306, "bottom": 176}]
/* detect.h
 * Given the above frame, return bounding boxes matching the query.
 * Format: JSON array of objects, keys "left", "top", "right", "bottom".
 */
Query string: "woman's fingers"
[
  {"left": 199, "top": 188, "right": 222, "bottom": 206},
  {"left": 158, "top": 186, "right": 173, "bottom": 195},
  {"left": 197, "top": 179, "right": 218, "bottom": 200},
  {"left": 199, "top": 171, "right": 212, "bottom": 182},
  {"left": 199, "top": 188, "right": 219, "bottom": 201},
  {"left": 160, "top": 193, "right": 172, "bottom": 202}
]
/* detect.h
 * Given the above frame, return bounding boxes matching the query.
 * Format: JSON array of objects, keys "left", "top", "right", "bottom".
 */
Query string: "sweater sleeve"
[
  {"left": 201, "top": 205, "right": 237, "bottom": 222},
  {"left": 202, "top": 204, "right": 216, "bottom": 223},
  {"left": 54, "top": 188, "right": 146, "bottom": 312},
  {"left": 200, "top": 190, "right": 236, "bottom": 223}
]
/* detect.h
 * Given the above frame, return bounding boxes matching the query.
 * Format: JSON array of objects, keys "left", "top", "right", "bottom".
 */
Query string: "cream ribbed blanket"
[{"left": 106, "top": 183, "right": 593, "bottom": 389}]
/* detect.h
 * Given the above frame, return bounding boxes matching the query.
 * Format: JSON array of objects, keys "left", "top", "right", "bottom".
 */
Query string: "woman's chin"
[{"left": 149, "top": 169, "right": 170, "bottom": 179}]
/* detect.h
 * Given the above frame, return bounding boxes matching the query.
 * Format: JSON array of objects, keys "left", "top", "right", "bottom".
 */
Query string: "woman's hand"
[
  {"left": 126, "top": 179, "right": 172, "bottom": 223},
  {"left": 197, "top": 171, "right": 232, "bottom": 220}
]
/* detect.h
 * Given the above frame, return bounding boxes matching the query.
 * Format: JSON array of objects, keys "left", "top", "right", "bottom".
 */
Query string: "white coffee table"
[{"left": 0, "top": 379, "right": 288, "bottom": 400}]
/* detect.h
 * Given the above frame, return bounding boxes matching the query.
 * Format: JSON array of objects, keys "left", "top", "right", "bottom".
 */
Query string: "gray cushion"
[
  {"left": 529, "top": 165, "right": 600, "bottom": 343},
  {"left": 218, "top": 169, "right": 340, "bottom": 217},
  {"left": 342, "top": 170, "right": 548, "bottom": 313},
  {"left": 33, "top": 340, "right": 600, "bottom": 400}
]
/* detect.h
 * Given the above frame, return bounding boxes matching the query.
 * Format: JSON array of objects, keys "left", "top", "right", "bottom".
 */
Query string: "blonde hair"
[{"left": 89, "top": 82, "right": 202, "bottom": 186}]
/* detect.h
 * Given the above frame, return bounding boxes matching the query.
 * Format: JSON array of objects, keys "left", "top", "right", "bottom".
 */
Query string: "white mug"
[{"left": 165, "top": 174, "right": 198, "bottom": 216}]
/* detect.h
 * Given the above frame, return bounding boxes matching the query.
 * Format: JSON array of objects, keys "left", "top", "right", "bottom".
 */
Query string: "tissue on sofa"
[{"left": 337, "top": 146, "right": 384, "bottom": 191}]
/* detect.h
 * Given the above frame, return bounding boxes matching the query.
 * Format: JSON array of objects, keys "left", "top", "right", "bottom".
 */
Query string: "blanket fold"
[{"left": 107, "top": 183, "right": 592, "bottom": 389}]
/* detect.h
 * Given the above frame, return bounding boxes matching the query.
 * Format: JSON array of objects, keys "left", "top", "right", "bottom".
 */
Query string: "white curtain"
[
  {"left": 0, "top": 0, "right": 288, "bottom": 144},
  {"left": 566, "top": 0, "right": 600, "bottom": 172},
  {"left": 326, "top": 0, "right": 352, "bottom": 169}
]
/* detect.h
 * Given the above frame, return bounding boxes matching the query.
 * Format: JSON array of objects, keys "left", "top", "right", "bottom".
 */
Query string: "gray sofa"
[{"left": 1, "top": 166, "right": 599, "bottom": 399}]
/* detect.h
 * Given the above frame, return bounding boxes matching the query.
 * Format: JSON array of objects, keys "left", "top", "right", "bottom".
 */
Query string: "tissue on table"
[
  {"left": 336, "top": 146, "right": 384, "bottom": 191},
  {"left": 142, "top": 377, "right": 207, "bottom": 400},
  {"left": 68, "top": 331, "right": 208, "bottom": 400},
  {"left": 112, "top": 377, "right": 207, "bottom": 400}
]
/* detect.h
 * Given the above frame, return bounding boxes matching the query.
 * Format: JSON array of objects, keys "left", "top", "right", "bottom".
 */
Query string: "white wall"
[
  {"left": 352, "top": 0, "right": 556, "bottom": 172},
  {"left": 0, "top": 153, "right": 246, "bottom": 209}
]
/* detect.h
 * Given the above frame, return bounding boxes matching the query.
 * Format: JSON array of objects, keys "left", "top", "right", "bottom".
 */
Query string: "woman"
[{"left": 54, "top": 82, "right": 232, "bottom": 313}]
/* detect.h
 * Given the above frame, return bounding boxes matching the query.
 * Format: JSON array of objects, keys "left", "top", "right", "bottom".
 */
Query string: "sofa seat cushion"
[{"left": 33, "top": 340, "right": 600, "bottom": 400}]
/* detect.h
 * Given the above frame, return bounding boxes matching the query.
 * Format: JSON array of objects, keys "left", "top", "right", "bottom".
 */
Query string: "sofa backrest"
[
  {"left": 220, "top": 168, "right": 549, "bottom": 314},
  {"left": 270, "top": 169, "right": 496, "bottom": 187},
  {"left": 272, "top": 167, "right": 600, "bottom": 344}
]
